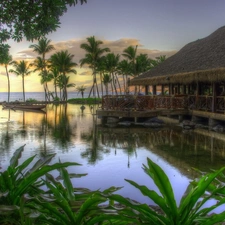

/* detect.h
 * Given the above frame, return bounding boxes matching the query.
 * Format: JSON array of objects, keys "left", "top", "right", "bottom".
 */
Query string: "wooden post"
[
  {"left": 161, "top": 85, "right": 164, "bottom": 95},
  {"left": 145, "top": 85, "right": 148, "bottom": 95},
  {"left": 153, "top": 85, "right": 157, "bottom": 95}
]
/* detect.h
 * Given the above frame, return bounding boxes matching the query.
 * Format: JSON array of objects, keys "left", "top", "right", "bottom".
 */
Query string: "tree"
[
  {"left": 80, "top": 36, "right": 110, "bottom": 98},
  {"left": 0, "top": 0, "right": 87, "bottom": 43},
  {"left": 30, "top": 38, "right": 55, "bottom": 101},
  {"left": 9, "top": 61, "right": 31, "bottom": 102},
  {"left": 50, "top": 50, "right": 77, "bottom": 101},
  {"left": 76, "top": 85, "right": 87, "bottom": 99},
  {"left": 48, "top": 67, "right": 60, "bottom": 100},
  {"left": 122, "top": 45, "right": 138, "bottom": 93},
  {"left": 122, "top": 45, "right": 138, "bottom": 76},
  {"left": 0, "top": 44, "right": 12, "bottom": 102},
  {"left": 102, "top": 74, "right": 112, "bottom": 96},
  {"left": 104, "top": 53, "right": 121, "bottom": 95},
  {"left": 117, "top": 59, "right": 132, "bottom": 94}
]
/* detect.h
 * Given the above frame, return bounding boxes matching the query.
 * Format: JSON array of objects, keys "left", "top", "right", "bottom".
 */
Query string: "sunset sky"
[{"left": 1, "top": 0, "right": 225, "bottom": 93}]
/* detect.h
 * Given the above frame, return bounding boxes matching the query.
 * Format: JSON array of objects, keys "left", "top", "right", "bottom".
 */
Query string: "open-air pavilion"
[{"left": 98, "top": 26, "right": 225, "bottom": 125}]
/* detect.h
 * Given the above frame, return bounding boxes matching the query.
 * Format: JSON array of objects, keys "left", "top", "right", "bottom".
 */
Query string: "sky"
[{"left": 1, "top": 0, "right": 225, "bottom": 93}]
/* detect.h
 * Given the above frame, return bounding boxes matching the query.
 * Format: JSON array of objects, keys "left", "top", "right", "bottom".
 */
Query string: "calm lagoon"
[{"left": 1, "top": 103, "right": 225, "bottom": 208}]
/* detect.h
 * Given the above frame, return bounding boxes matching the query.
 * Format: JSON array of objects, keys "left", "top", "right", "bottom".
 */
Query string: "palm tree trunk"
[
  {"left": 115, "top": 74, "right": 122, "bottom": 94},
  {"left": 100, "top": 72, "right": 104, "bottom": 97},
  {"left": 5, "top": 66, "right": 10, "bottom": 102},
  {"left": 112, "top": 72, "right": 118, "bottom": 95},
  {"left": 88, "top": 83, "right": 94, "bottom": 98},
  {"left": 22, "top": 75, "right": 25, "bottom": 102}
]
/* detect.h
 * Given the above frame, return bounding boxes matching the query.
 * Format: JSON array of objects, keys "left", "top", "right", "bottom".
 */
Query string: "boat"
[{"left": 2, "top": 103, "right": 46, "bottom": 110}]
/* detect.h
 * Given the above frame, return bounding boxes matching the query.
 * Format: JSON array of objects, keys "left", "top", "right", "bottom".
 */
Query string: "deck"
[{"left": 97, "top": 95, "right": 225, "bottom": 123}]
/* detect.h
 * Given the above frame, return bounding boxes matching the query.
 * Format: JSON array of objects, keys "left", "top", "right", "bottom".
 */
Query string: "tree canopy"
[{"left": 0, "top": 0, "right": 87, "bottom": 43}]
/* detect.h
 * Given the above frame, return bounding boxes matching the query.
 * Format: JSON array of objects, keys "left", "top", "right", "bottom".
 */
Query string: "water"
[
  {"left": 0, "top": 103, "right": 225, "bottom": 211},
  {"left": 0, "top": 92, "right": 91, "bottom": 102}
]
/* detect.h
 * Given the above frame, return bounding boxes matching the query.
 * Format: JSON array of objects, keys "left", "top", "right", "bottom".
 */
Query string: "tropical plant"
[
  {"left": 117, "top": 59, "right": 132, "bottom": 94},
  {"left": 150, "top": 55, "right": 167, "bottom": 68},
  {"left": 0, "top": 0, "right": 87, "bottom": 43},
  {"left": 104, "top": 53, "right": 121, "bottom": 95},
  {"left": 80, "top": 36, "right": 110, "bottom": 98},
  {"left": 122, "top": 45, "right": 138, "bottom": 93},
  {"left": 48, "top": 66, "right": 60, "bottom": 100},
  {"left": 107, "top": 157, "right": 225, "bottom": 225},
  {"left": 30, "top": 166, "right": 129, "bottom": 225},
  {"left": 9, "top": 60, "right": 32, "bottom": 102},
  {"left": 76, "top": 85, "right": 87, "bottom": 99},
  {"left": 102, "top": 73, "right": 112, "bottom": 96},
  {"left": 0, "top": 145, "right": 80, "bottom": 224},
  {"left": 50, "top": 50, "right": 77, "bottom": 101},
  {"left": 0, "top": 44, "right": 12, "bottom": 102},
  {"left": 30, "top": 38, "right": 55, "bottom": 101}
]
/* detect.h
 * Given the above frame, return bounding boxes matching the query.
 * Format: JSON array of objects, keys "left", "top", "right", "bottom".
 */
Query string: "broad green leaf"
[
  {"left": 26, "top": 153, "right": 56, "bottom": 174},
  {"left": 108, "top": 194, "right": 168, "bottom": 225},
  {"left": 10, "top": 145, "right": 26, "bottom": 168},
  {"left": 58, "top": 166, "right": 75, "bottom": 200},
  {"left": 125, "top": 179, "right": 170, "bottom": 215},
  {"left": 143, "top": 158, "right": 177, "bottom": 216},
  {"left": 179, "top": 166, "right": 225, "bottom": 215},
  {"left": 14, "top": 162, "right": 79, "bottom": 202}
]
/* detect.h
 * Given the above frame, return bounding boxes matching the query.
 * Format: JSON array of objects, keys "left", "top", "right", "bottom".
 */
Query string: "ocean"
[{"left": 0, "top": 92, "right": 91, "bottom": 102}]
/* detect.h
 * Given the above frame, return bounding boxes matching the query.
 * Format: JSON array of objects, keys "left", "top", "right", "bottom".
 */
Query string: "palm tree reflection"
[{"left": 80, "top": 114, "right": 110, "bottom": 164}]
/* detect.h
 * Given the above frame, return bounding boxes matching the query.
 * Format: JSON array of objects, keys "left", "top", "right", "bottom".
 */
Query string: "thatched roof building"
[{"left": 130, "top": 26, "right": 225, "bottom": 86}]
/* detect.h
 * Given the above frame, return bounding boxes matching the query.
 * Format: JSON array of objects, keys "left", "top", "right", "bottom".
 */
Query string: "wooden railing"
[
  {"left": 102, "top": 95, "right": 188, "bottom": 111},
  {"left": 101, "top": 95, "right": 225, "bottom": 113}
]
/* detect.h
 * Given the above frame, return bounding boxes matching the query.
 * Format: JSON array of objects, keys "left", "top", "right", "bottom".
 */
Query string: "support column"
[
  {"left": 153, "top": 85, "right": 157, "bottom": 95},
  {"left": 161, "top": 85, "right": 164, "bottom": 95},
  {"left": 145, "top": 85, "right": 148, "bottom": 95}
]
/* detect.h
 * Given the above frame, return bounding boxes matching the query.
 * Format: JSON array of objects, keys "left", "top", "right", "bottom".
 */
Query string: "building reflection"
[{"left": 97, "top": 125, "right": 225, "bottom": 177}]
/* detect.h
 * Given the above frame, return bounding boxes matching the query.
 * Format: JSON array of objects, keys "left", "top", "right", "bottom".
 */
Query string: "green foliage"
[
  {"left": 0, "top": 0, "right": 87, "bottom": 43},
  {"left": 0, "top": 145, "right": 81, "bottom": 224},
  {"left": 1, "top": 146, "right": 225, "bottom": 224},
  {"left": 107, "top": 158, "right": 225, "bottom": 225},
  {"left": 26, "top": 98, "right": 38, "bottom": 103},
  {"left": 68, "top": 97, "right": 101, "bottom": 104}
]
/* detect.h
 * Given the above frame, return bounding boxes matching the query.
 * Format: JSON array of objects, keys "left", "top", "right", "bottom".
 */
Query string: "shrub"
[{"left": 107, "top": 158, "right": 225, "bottom": 225}]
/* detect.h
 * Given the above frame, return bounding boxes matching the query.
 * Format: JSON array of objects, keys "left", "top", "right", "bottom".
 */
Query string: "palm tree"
[
  {"left": 102, "top": 73, "right": 112, "bottom": 96},
  {"left": 135, "top": 54, "right": 152, "bottom": 74},
  {"left": 122, "top": 45, "right": 138, "bottom": 75},
  {"left": 48, "top": 66, "right": 60, "bottom": 100},
  {"left": 80, "top": 36, "right": 110, "bottom": 98},
  {"left": 9, "top": 60, "right": 31, "bottom": 102},
  {"left": 50, "top": 50, "right": 77, "bottom": 101},
  {"left": 76, "top": 85, "right": 86, "bottom": 99},
  {"left": 29, "top": 38, "right": 55, "bottom": 101},
  {"left": 104, "top": 53, "right": 121, "bottom": 95},
  {"left": 122, "top": 45, "right": 138, "bottom": 93},
  {"left": 117, "top": 59, "right": 132, "bottom": 94},
  {"left": 0, "top": 46, "right": 12, "bottom": 102}
]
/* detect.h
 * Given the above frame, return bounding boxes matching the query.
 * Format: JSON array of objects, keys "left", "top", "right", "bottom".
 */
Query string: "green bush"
[{"left": 26, "top": 98, "right": 38, "bottom": 103}]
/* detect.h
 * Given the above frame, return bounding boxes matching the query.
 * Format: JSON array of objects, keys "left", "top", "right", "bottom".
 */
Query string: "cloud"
[{"left": 14, "top": 37, "right": 176, "bottom": 62}]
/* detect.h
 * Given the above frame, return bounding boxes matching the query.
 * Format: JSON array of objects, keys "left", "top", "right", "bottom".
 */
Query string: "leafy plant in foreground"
[
  {"left": 107, "top": 157, "right": 225, "bottom": 225},
  {"left": 27, "top": 165, "right": 137, "bottom": 225},
  {"left": 0, "top": 145, "right": 80, "bottom": 224}
]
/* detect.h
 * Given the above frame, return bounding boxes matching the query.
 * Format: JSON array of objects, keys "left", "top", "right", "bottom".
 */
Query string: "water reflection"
[
  {"left": 98, "top": 125, "right": 225, "bottom": 176},
  {"left": 1, "top": 104, "right": 225, "bottom": 204}
]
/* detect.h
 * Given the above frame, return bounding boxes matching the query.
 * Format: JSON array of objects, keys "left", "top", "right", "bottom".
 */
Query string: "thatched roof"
[{"left": 130, "top": 26, "right": 225, "bottom": 86}]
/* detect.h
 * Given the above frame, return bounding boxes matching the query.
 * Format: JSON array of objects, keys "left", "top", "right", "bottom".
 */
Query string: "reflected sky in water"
[{"left": 1, "top": 103, "right": 225, "bottom": 207}]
